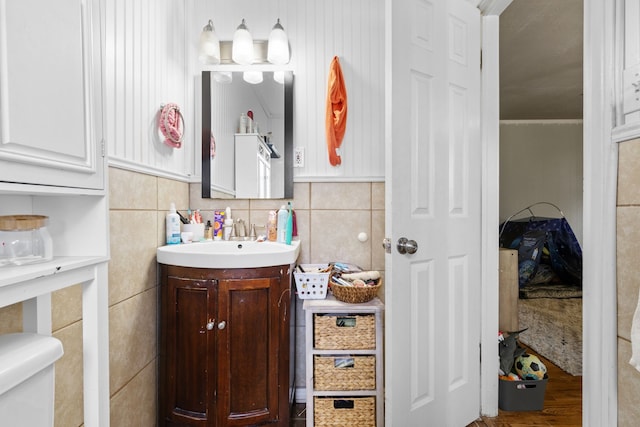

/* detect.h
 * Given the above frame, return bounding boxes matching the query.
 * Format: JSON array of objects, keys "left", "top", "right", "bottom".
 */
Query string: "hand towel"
[
  {"left": 325, "top": 56, "right": 347, "bottom": 166},
  {"left": 630, "top": 288, "right": 640, "bottom": 372}
]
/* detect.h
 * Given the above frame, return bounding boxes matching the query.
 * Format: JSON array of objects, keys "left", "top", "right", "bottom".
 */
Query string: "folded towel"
[
  {"left": 325, "top": 56, "right": 348, "bottom": 166},
  {"left": 630, "top": 288, "right": 640, "bottom": 372}
]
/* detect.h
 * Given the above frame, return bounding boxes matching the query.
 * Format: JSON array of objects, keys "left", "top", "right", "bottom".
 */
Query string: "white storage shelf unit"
[
  {"left": 0, "top": 182, "right": 110, "bottom": 427},
  {"left": 303, "top": 296, "right": 384, "bottom": 427}
]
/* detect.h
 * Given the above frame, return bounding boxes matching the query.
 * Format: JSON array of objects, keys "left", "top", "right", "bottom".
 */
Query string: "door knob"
[
  {"left": 206, "top": 321, "right": 215, "bottom": 330},
  {"left": 397, "top": 237, "right": 418, "bottom": 254},
  {"left": 217, "top": 320, "right": 226, "bottom": 330}
]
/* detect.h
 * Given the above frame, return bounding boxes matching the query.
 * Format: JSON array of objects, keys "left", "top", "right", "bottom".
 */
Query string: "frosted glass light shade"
[
  {"left": 213, "top": 71, "right": 232, "bottom": 84},
  {"left": 198, "top": 20, "right": 220, "bottom": 65},
  {"left": 273, "top": 70, "right": 285, "bottom": 84},
  {"left": 267, "top": 19, "right": 290, "bottom": 65},
  {"left": 232, "top": 19, "right": 254, "bottom": 65},
  {"left": 243, "top": 71, "right": 263, "bottom": 84}
]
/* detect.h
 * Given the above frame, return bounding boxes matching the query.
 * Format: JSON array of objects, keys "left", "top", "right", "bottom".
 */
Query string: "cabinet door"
[
  {"left": 216, "top": 276, "right": 281, "bottom": 426},
  {"left": 0, "top": 0, "right": 104, "bottom": 190},
  {"left": 161, "top": 275, "right": 216, "bottom": 426}
]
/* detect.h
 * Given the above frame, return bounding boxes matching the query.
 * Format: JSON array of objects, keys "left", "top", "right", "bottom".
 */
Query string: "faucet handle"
[{"left": 235, "top": 218, "right": 247, "bottom": 237}]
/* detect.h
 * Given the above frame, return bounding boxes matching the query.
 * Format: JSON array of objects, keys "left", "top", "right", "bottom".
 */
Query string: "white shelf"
[
  {"left": 0, "top": 256, "right": 107, "bottom": 291},
  {"left": 0, "top": 181, "right": 105, "bottom": 197}
]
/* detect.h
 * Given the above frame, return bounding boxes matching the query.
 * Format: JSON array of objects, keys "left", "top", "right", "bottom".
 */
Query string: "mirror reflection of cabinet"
[
  {"left": 235, "top": 134, "right": 271, "bottom": 199},
  {"left": 201, "top": 71, "right": 293, "bottom": 199}
]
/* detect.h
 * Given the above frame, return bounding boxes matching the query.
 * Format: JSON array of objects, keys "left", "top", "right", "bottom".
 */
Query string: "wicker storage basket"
[
  {"left": 314, "top": 396, "right": 375, "bottom": 427},
  {"left": 314, "top": 314, "right": 376, "bottom": 349},
  {"left": 314, "top": 355, "right": 376, "bottom": 390},
  {"left": 330, "top": 279, "right": 381, "bottom": 304}
]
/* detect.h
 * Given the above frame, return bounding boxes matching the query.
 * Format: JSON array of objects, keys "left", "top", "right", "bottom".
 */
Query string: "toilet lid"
[{"left": 0, "top": 333, "right": 63, "bottom": 395}]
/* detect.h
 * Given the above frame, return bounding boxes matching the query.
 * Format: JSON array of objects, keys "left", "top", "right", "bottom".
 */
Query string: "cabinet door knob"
[
  {"left": 206, "top": 321, "right": 215, "bottom": 330},
  {"left": 217, "top": 320, "right": 226, "bottom": 330}
]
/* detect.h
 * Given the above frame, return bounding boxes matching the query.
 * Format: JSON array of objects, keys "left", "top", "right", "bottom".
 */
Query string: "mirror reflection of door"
[{"left": 201, "top": 71, "right": 293, "bottom": 199}]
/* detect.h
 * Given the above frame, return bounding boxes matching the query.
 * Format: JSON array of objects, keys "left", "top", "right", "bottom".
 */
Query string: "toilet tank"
[{"left": 0, "top": 333, "right": 64, "bottom": 427}]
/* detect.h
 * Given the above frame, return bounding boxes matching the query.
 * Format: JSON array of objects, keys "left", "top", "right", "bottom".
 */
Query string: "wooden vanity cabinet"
[{"left": 159, "top": 264, "right": 293, "bottom": 427}]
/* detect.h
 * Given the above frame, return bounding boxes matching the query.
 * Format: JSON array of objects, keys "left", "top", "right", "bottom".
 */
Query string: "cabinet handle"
[
  {"left": 217, "top": 320, "right": 226, "bottom": 330},
  {"left": 206, "top": 321, "right": 215, "bottom": 330}
]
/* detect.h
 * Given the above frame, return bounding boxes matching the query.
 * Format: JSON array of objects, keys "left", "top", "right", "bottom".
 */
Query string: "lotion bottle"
[
  {"left": 276, "top": 205, "right": 288, "bottom": 243},
  {"left": 166, "top": 203, "right": 181, "bottom": 244}
]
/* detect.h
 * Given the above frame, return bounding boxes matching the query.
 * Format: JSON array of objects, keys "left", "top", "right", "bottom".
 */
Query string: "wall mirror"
[{"left": 201, "top": 70, "right": 293, "bottom": 199}]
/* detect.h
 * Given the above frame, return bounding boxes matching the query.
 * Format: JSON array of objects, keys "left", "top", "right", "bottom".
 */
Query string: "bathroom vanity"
[{"left": 158, "top": 263, "right": 294, "bottom": 427}]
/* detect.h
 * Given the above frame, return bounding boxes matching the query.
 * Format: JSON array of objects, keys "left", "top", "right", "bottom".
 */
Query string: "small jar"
[{"left": 0, "top": 215, "right": 53, "bottom": 267}]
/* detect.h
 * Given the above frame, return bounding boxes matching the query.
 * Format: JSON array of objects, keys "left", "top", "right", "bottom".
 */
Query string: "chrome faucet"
[
  {"left": 249, "top": 224, "right": 266, "bottom": 240},
  {"left": 233, "top": 218, "right": 247, "bottom": 240}
]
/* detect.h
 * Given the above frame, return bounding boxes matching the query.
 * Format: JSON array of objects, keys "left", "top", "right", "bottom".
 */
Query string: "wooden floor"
[{"left": 293, "top": 351, "right": 582, "bottom": 426}]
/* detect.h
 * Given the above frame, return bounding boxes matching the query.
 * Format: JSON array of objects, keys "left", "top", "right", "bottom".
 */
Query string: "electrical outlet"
[{"left": 294, "top": 147, "right": 304, "bottom": 167}]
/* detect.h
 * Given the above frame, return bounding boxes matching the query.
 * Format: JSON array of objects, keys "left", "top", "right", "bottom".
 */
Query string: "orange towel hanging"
[{"left": 325, "top": 56, "right": 347, "bottom": 166}]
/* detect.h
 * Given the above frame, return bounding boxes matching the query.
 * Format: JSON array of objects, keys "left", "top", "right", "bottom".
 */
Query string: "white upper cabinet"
[{"left": 0, "top": 0, "right": 104, "bottom": 191}]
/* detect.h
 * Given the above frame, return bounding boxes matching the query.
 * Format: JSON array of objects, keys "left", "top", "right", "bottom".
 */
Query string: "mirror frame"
[{"left": 201, "top": 70, "right": 294, "bottom": 199}]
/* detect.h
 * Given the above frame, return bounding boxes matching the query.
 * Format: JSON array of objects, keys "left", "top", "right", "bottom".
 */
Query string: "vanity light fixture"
[
  {"left": 232, "top": 19, "right": 254, "bottom": 65},
  {"left": 200, "top": 18, "right": 290, "bottom": 85},
  {"left": 198, "top": 20, "right": 220, "bottom": 65},
  {"left": 273, "top": 70, "right": 285, "bottom": 84},
  {"left": 243, "top": 70, "right": 263, "bottom": 84},
  {"left": 267, "top": 19, "right": 290, "bottom": 65}
]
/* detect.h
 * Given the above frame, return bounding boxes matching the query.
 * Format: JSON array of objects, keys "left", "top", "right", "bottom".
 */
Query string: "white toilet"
[{"left": 0, "top": 333, "right": 64, "bottom": 427}]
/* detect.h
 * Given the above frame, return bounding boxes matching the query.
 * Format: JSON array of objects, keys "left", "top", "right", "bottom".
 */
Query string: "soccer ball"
[{"left": 515, "top": 353, "right": 547, "bottom": 380}]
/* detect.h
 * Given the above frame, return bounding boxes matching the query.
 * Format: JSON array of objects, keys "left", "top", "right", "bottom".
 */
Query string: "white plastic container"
[
  {"left": 239, "top": 113, "right": 248, "bottom": 133},
  {"left": 181, "top": 223, "right": 205, "bottom": 242},
  {"left": 293, "top": 264, "right": 331, "bottom": 299},
  {"left": 166, "top": 203, "right": 181, "bottom": 245},
  {"left": 0, "top": 215, "right": 53, "bottom": 267}
]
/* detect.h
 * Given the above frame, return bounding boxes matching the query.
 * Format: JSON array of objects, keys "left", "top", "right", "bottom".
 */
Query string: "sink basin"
[{"left": 157, "top": 240, "right": 300, "bottom": 269}]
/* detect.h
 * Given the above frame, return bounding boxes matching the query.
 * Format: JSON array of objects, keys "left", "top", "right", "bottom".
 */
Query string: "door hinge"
[{"left": 101, "top": 139, "right": 106, "bottom": 157}]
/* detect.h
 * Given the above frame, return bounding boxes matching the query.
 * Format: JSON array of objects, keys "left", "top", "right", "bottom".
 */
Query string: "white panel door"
[
  {"left": 0, "top": 0, "right": 104, "bottom": 190},
  {"left": 385, "top": 0, "right": 482, "bottom": 425}
]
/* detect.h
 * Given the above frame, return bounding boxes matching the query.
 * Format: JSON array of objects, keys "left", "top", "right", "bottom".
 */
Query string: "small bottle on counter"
[
  {"left": 267, "top": 210, "right": 277, "bottom": 241},
  {"left": 239, "top": 113, "right": 248, "bottom": 133},
  {"left": 285, "top": 202, "right": 293, "bottom": 245},
  {"left": 276, "top": 205, "right": 288, "bottom": 243},
  {"left": 247, "top": 110, "right": 254, "bottom": 133},
  {"left": 166, "top": 203, "right": 181, "bottom": 245},
  {"left": 205, "top": 220, "right": 213, "bottom": 240}
]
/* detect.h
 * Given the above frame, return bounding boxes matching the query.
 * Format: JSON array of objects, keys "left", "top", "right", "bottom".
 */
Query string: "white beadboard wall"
[
  {"left": 105, "top": 0, "right": 385, "bottom": 182},
  {"left": 105, "top": 0, "right": 196, "bottom": 180},
  {"left": 193, "top": 0, "right": 386, "bottom": 182}
]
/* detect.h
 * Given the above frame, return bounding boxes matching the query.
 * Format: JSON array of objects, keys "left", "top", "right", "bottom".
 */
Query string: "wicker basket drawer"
[
  {"left": 314, "top": 396, "right": 375, "bottom": 427},
  {"left": 313, "top": 314, "right": 376, "bottom": 349},
  {"left": 314, "top": 355, "right": 376, "bottom": 390}
]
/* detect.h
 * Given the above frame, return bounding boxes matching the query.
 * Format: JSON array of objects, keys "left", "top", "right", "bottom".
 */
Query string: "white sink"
[{"left": 157, "top": 240, "right": 300, "bottom": 269}]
